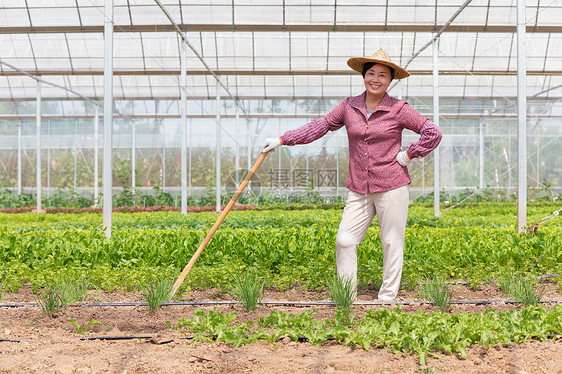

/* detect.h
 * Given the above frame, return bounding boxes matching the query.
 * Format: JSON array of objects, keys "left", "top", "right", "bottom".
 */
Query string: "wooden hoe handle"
[{"left": 170, "top": 151, "right": 269, "bottom": 297}]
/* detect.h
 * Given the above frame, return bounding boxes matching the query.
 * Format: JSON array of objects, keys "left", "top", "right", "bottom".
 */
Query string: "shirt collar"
[{"left": 350, "top": 91, "right": 394, "bottom": 113}]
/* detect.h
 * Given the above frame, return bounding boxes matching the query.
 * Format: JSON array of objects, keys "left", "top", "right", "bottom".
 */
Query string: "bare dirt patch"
[{"left": 1, "top": 283, "right": 561, "bottom": 373}]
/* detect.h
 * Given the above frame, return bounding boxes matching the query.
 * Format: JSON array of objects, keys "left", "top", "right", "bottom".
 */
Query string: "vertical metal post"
[
  {"left": 74, "top": 121, "right": 78, "bottom": 189},
  {"left": 247, "top": 122, "right": 251, "bottom": 172},
  {"left": 94, "top": 104, "right": 99, "bottom": 204},
  {"left": 479, "top": 119, "right": 485, "bottom": 189},
  {"left": 432, "top": 37, "right": 440, "bottom": 216},
  {"left": 336, "top": 133, "right": 339, "bottom": 198},
  {"left": 36, "top": 80, "right": 42, "bottom": 212},
  {"left": 246, "top": 120, "right": 252, "bottom": 196},
  {"left": 188, "top": 117, "right": 192, "bottom": 192},
  {"left": 131, "top": 121, "right": 135, "bottom": 195},
  {"left": 507, "top": 140, "right": 512, "bottom": 196},
  {"left": 235, "top": 103, "right": 240, "bottom": 186},
  {"left": 162, "top": 145, "right": 166, "bottom": 189},
  {"left": 17, "top": 121, "right": 22, "bottom": 195},
  {"left": 180, "top": 40, "right": 188, "bottom": 215},
  {"left": 422, "top": 158, "right": 425, "bottom": 195},
  {"left": 216, "top": 80, "right": 221, "bottom": 212},
  {"left": 516, "top": 0, "right": 527, "bottom": 233},
  {"left": 103, "top": 0, "right": 114, "bottom": 237},
  {"left": 536, "top": 119, "right": 540, "bottom": 188},
  {"left": 306, "top": 148, "right": 309, "bottom": 186},
  {"left": 47, "top": 120, "right": 51, "bottom": 198},
  {"left": 278, "top": 118, "right": 282, "bottom": 188}
]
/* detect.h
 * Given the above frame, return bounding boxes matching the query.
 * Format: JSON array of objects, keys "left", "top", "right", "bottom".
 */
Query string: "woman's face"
[{"left": 363, "top": 64, "right": 392, "bottom": 98}]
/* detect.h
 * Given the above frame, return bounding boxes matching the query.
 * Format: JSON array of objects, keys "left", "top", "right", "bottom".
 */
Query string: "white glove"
[
  {"left": 261, "top": 137, "right": 282, "bottom": 153},
  {"left": 396, "top": 151, "right": 412, "bottom": 166}
]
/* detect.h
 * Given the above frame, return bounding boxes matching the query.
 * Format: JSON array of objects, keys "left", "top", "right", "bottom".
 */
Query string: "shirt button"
[{"left": 364, "top": 153, "right": 367, "bottom": 156}]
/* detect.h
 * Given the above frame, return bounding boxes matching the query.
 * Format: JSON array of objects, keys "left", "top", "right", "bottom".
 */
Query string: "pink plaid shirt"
[{"left": 280, "top": 91, "right": 442, "bottom": 194}]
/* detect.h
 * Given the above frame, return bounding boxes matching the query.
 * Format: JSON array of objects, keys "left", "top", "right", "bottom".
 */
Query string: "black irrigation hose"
[
  {"left": 61, "top": 332, "right": 562, "bottom": 345},
  {"left": 1, "top": 299, "right": 562, "bottom": 308},
  {"left": 0, "top": 338, "right": 36, "bottom": 343},
  {"left": 78, "top": 335, "right": 175, "bottom": 344},
  {"left": 5, "top": 333, "right": 559, "bottom": 345},
  {"left": 427, "top": 273, "right": 561, "bottom": 286},
  {"left": 80, "top": 335, "right": 152, "bottom": 341},
  {"left": 77, "top": 334, "right": 308, "bottom": 344}
]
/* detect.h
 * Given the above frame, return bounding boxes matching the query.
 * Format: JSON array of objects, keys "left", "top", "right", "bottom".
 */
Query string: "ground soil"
[{"left": 1, "top": 283, "right": 561, "bottom": 374}]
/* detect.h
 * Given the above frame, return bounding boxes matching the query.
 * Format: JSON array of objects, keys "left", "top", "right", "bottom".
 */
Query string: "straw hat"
[{"left": 347, "top": 49, "right": 410, "bottom": 79}]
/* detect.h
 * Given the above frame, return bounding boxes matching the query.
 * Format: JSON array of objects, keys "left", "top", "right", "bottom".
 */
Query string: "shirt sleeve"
[
  {"left": 397, "top": 103, "right": 442, "bottom": 159},
  {"left": 280, "top": 100, "right": 346, "bottom": 146}
]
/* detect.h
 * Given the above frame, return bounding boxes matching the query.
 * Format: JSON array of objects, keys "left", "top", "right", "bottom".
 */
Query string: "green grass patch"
[
  {"left": 143, "top": 278, "right": 172, "bottom": 315},
  {"left": 327, "top": 276, "right": 356, "bottom": 325},
  {"left": 34, "top": 285, "right": 64, "bottom": 317},
  {"left": 230, "top": 273, "right": 264, "bottom": 312},
  {"left": 420, "top": 277, "right": 453, "bottom": 312},
  {"left": 499, "top": 273, "right": 545, "bottom": 305}
]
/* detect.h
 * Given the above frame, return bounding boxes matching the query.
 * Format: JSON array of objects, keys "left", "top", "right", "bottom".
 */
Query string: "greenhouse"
[{"left": 0, "top": 1, "right": 561, "bottom": 372}]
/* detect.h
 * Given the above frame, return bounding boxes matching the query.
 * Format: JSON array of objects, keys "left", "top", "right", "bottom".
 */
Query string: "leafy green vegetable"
[
  {"left": 68, "top": 318, "right": 103, "bottom": 334},
  {"left": 0, "top": 204, "right": 560, "bottom": 292},
  {"left": 167, "top": 306, "right": 562, "bottom": 365}
]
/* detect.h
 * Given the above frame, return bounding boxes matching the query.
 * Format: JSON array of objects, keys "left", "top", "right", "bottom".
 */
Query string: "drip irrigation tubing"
[
  {"left": 1, "top": 299, "right": 562, "bottom": 309},
  {"left": 79, "top": 335, "right": 152, "bottom": 341},
  {"left": 8, "top": 332, "right": 558, "bottom": 345},
  {"left": 0, "top": 338, "right": 36, "bottom": 343}
]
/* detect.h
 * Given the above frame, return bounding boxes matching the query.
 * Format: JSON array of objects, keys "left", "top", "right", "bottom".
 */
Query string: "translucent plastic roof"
[{"left": 1, "top": 0, "right": 561, "bottom": 101}]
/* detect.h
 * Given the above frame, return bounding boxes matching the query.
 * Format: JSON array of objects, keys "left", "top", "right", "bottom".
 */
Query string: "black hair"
[{"left": 361, "top": 62, "right": 395, "bottom": 81}]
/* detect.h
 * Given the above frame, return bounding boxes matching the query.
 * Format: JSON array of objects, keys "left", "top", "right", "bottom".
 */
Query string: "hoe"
[{"left": 169, "top": 151, "right": 269, "bottom": 298}]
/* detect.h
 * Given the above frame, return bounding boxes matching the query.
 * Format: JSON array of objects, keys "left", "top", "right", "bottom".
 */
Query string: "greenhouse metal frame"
[{"left": 1, "top": 0, "right": 561, "bottom": 235}]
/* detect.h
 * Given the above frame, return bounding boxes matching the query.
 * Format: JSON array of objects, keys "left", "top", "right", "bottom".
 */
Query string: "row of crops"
[{"left": 1, "top": 202, "right": 561, "bottom": 293}]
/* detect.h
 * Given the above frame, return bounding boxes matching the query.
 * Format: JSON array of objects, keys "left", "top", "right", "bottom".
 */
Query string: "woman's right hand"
[{"left": 261, "top": 138, "right": 282, "bottom": 153}]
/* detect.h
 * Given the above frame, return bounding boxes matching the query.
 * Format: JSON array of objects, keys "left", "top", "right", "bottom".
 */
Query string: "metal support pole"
[
  {"left": 17, "top": 122, "right": 22, "bottom": 195},
  {"left": 180, "top": 40, "right": 187, "bottom": 215},
  {"left": 36, "top": 80, "right": 42, "bottom": 212},
  {"left": 306, "top": 149, "right": 309, "bottom": 186},
  {"left": 131, "top": 122, "right": 135, "bottom": 196},
  {"left": 516, "top": 0, "right": 527, "bottom": 233},
  {"left": 422, "top": 158, "right": 425, "bottom": 195},
  {"left": 74, "top": 121, "right": 78, "bottom": 189},
  {"left": 336, "top": 133, "right": 339, "bottom": 198},
  {"left": 47, "top": 120, "right": 50, "bottom": 198},
  {"left": 479, "top": 119, "right": 485, "bottom": 189},
  {"left": 278, "top": 118, "right": 282, "bottom": 188},
  {"left": 235, "top": 103, "right": 240, "bottom": 186},
  {"left": 162, "top": 145, "right": 166, "bottom": 189},
  {"left": 103, "top": 0, "right": 114, "bottom": 238},
  {"left": 94, "top": 105, "right": 99, "bottom": 205},
  {"left": 188, "top": 117, "right": 192, "bottom": 192},
  {"left": 216, "top": 80, "right": 222, "bottom": 212},
  {"left": 247, "top": 122, "right": 251, "bottom": 172},
  {"left": 432, "top": 37, "right": 440, "bottom": 217},
  {"left": 536, "top": 119, "right": 540, "bottom": 188},
  {"left": 507, "top": 141, "right": 512, "bottom": 197}
]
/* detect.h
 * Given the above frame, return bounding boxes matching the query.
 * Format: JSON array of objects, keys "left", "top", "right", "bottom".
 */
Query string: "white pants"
[{"left": 335, "top": 186, "right": 409, "bottom": 300}]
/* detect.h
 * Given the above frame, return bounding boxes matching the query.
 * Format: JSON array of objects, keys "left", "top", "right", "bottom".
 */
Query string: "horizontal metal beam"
[
  {"left": 2, "top": 70, "right": 562, "bottom": 77},
  {"left": 1, "top": 24, "right": 559, "bottom": 34},
  {"left": 0, "top": 95, "right": 559, "bottom": 102},
  {"left": 1, "top": 113, "right": 557, "bottom": 120}
]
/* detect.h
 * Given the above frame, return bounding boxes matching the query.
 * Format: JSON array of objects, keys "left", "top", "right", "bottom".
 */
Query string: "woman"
[{"left": 261, "top": 49, "right": 442, "bottom": 300}]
